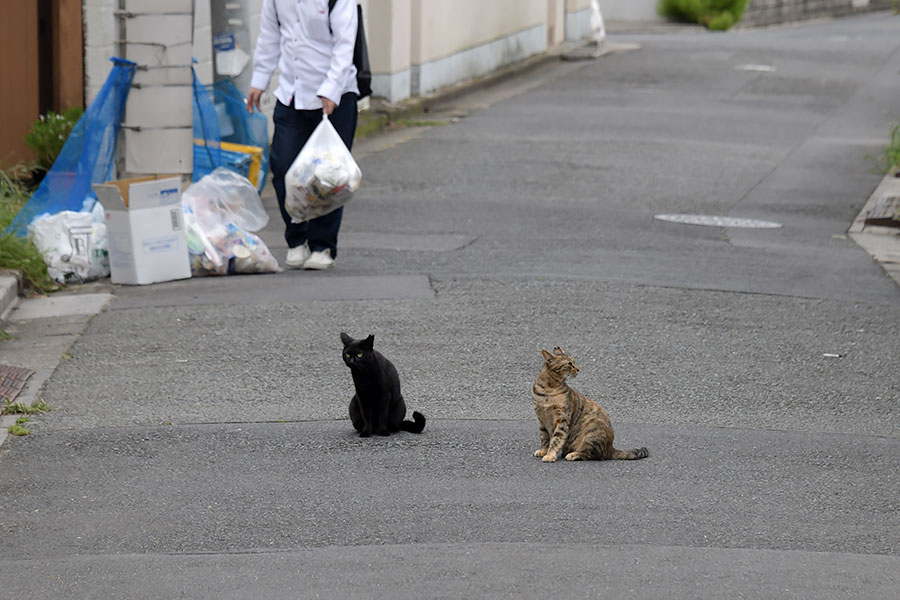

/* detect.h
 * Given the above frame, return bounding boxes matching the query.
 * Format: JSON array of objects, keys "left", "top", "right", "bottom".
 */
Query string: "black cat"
[{"left": 340, "top": 332, "right": 426, "bottom": 437}]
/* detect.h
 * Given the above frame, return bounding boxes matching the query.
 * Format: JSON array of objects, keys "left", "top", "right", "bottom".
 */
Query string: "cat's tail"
[
  {"left": 611, "top": 447, "right": 649, "bottom": 460},
  {"left": 399, "top": 411, "right": 426, "bottom": 434}
]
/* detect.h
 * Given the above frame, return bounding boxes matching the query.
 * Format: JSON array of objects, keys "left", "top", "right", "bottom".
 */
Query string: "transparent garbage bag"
[
  {"left": 181, "top": 174, "right": 280, "bottom": 276},
  {"left": 285, "top": 113, "right": 361, "bottom": 223},
  {"left": 190, "top": 167, "right": 269, "bottom": 232}
]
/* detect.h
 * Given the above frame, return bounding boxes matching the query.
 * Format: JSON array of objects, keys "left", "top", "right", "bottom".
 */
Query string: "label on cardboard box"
[{"left": 142, "top": 235, "right": 180, "bottom": 254}]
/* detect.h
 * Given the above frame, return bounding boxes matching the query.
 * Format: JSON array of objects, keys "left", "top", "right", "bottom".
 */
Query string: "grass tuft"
[
  {"left": 2, "top": 400, "right": 51, "bottom": 415},
  {"left": 8, "top": 417, "right": 31, "bottom": 436},
  {"left": 883, "top": 122, "right": 900, "bottom": 174},
  {"left": 0, "top": 167, "right": 57, "bottom": 294}
]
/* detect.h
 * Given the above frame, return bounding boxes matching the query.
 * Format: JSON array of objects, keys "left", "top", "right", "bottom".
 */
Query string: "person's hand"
[
  {"left": 246, "top": 87, "right": 264, "bottom": 113},
  {"left": 319, "top": 96, "right": 336, "bottom": 115}
]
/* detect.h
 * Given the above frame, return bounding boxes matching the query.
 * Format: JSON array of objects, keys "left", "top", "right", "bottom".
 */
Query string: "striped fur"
[{"left": 532, "top": 347, "right": 648, "bottom": 462}]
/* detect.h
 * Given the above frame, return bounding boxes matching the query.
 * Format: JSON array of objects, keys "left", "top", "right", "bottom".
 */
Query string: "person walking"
[{"left": 246, "top": 0, "right": 359, "bottom": 270}]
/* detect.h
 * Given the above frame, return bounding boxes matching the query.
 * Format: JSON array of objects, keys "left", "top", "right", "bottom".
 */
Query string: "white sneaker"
[
  {"left": 302, "top": 249, "right": 334, "bottom": 270},
  {"left": 285, "top": 243, "right": 311, "bottom": 268}
]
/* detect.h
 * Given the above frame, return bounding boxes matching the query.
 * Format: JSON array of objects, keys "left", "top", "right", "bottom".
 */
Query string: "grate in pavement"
[
  {"left": 0, "top": 365, "right": 35, "bottom": 405},
  {"left": 864, "top": 196, "right": 900, "bottom": 228}
]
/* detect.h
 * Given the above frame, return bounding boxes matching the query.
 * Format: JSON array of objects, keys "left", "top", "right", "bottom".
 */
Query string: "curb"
[
  {"left": 848, "top": 170, "right": 900, "bottom": 288},
  {"left": 0, "top": 271, "right": 23, "bottom": 322}
]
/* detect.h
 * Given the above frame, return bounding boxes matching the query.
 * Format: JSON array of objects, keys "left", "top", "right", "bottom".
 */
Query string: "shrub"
[
  {"left": 658, "top": 0, "right": 749, "bottom": 30},
  {"left": 23, "top": 106, "right": 83, "bottom": 173}
]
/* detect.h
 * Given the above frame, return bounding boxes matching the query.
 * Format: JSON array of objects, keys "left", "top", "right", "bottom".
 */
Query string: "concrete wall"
[
  {"left": 409, "top": 0, "right": 548, "bottom": 97},
  {"left": 193, "top": 0, "right": 214, "bottom": 85},
  {"left": 83, "top": 0, "right": 118, "bottom": 105},
  {"left": 120, "top": 0, "right": 195, "bottom": 175},
  {"left": 596, "top": 0, "right": 663, "bottom": 22},
  {"left": 742, "top": 0, "right": 894, "bottom": 26}
]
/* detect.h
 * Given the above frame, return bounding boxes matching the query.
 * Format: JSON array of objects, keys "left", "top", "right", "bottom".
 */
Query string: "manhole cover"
[
  {"left": 654, "top": 214, "right": 783, "bottom": 228},
  {"left": 0, "top": 365, "right": 34, "bottom": 405}
]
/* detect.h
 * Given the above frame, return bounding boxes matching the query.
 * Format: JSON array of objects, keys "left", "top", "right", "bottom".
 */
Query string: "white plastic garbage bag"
[
  {"left": 590, "top": 0, "right": 606, "bottom": 45},
  {"left": 182, "top": 176, "right": 280, "bottom": 276},
  {"left": 28, "top": 210, "right": 110, "bottom": 284},
  {"left": 284, "top": 113, "right": 361, "bottom": 222}
]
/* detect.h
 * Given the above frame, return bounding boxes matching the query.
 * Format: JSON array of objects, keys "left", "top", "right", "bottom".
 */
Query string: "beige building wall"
[
  {"left": 411, "top": 0, "right": 546, "bottom": 64},
  {"left": 407, "top": 0, "right": 548, "bottom": 97},
  {"left": 368, "top": 0, "right": 412, "bottom": 102},
  {"left": 547, "top": 0, "right": 566, "bottom": 47},
  {"left": 596, "top": 0, "right": 663, "bottom": 22}
]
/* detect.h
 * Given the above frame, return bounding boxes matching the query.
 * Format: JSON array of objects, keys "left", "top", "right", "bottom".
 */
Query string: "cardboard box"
[{"left": 93, "top": 176, "right": 191, "bottom": 285}]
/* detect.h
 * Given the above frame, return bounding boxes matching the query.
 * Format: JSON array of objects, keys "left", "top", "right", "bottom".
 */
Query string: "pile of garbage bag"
[{"left": 182, "top": 168, "right": 279, "bottom": 276}]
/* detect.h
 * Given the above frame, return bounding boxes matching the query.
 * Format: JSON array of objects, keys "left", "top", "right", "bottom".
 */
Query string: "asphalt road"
[{"left": 2, "top": 13, "right": 900, "bottom": 599}]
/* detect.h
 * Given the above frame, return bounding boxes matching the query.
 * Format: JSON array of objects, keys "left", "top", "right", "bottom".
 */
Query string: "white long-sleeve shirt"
[{"left": 251, "top": 0, "right": 358, "bottom": 110}]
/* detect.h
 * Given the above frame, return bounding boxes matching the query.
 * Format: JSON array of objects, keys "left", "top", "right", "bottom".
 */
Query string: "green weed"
[
  {"left": 8, "top": 417, "right": 31, "bottom": 436},
  {"left": 395, "top": 119, "right": 450, "bottom": 128},
  {"left": 883, "top": 122, "right": 900, "bottom": 173},
  {"left": 2, "top": 400, "right": 50, "bottom": 415},
  {"left": 0, "top": 167, "right": 57, "bottom": 294}
]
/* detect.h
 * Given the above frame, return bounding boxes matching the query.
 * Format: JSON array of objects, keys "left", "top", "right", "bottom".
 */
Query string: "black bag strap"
[
  {"left": 327, "top": 0, "right": 372, "bottom": 99},
  {"left": 328, "top": 0, "right": 338, "bottom": 33}
]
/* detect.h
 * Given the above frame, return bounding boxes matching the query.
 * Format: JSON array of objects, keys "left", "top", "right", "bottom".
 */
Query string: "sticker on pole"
[{"left": 654, "top": 214, "right": 783, "bottom": 229}]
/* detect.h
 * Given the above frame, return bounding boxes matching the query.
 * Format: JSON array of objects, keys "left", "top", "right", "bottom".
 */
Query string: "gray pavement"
[{"left": 2, "top": 13, "right": 900, "bottom": 599}]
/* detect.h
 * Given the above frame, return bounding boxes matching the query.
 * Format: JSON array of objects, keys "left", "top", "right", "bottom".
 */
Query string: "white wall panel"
[
  {"left": 124, "top": 128, "right": 193, "bottom": 174},
  {"left": 120, "top": 7, "right": 194, "bottom": 175}
]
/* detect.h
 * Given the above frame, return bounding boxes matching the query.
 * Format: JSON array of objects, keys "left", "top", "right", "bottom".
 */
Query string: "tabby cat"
[
  {"left": 341, "top": 332, "right": 426, "bottom": 437},
  {"left": 532, "top": 347, "right": 648, "bottom": 462}
]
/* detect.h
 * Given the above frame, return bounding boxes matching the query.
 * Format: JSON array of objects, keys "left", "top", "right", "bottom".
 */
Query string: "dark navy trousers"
[{"left": 270, "top": 93, "right": 358, "bottom": 258}]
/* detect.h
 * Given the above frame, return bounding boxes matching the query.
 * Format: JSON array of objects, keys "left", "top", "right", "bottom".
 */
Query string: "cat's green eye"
[
  {"left": 345, "top": 353, "right": 351, "bottom": 358},
  {"left": 357, "top": 352, "right": 364, "bottom": 358}
]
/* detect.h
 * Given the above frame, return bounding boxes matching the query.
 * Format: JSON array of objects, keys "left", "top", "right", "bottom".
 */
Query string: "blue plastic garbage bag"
[
  {"left": 192, "top": 73, "right": 269, "bottom": 192},
  {"left": 6, "top": 58, "right": 136, "bottom": 237}
]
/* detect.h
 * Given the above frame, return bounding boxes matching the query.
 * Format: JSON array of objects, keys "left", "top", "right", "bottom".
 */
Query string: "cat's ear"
[
  {"left": 340, "top": 332, "right": 353, "bottom": 346},
  {"left": 541, "top": 349, "right": 554, "bottom": 361},
  {"left": 361, "top": 334, "right": 375, "bottom": 350},
  {"left": 553, "top": 347, "right": 565, "bottom": 356}
]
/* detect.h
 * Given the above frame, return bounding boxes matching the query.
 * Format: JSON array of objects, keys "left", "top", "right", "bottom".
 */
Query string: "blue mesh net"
[
  {"left": 6, "top": 58, "right": 136, "bottom": 237},
  {"left": 192, "top": 74, "right": 269, "bottom": 192},
  {"left": 192, "top": 70, "right": 223, "bottom": 179}
]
